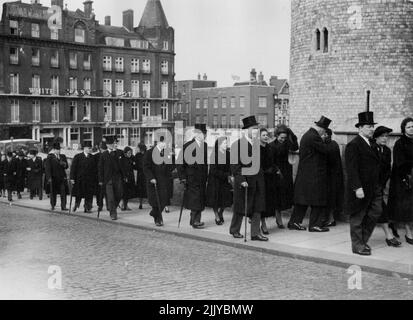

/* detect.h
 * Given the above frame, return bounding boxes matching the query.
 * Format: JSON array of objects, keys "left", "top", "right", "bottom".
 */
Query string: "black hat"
[
  {"left": 314, "top": 116, "right": 332, "bottom": 130},
  {"left": 194, "top": 124, "right": 207, "bottom": 134},
  {"left": 29, "top": 149, "right": 38, "bottom": 156},
  {"left": 105, "top": 135, "right": 117, "bottom": 144},
  {"left": 6, "top": 151, "right": 13, "bottom": 158},
  {"left": 373, "top": 126, "right": 393, "bottom": 139},
  {"left": 356, "top": 112, "right": 377, "bottom": 128},
  {"left": 91, "top": 146, "right": 98, "bottom": 153},
  {"left": 242, "top": 116, "right": 259, "bottom": 130},
  {"left": 52, "top": 142, "right": 61, "bottom": 150},
  {"left": 124, "top": 146, "right": 132, "bottom": 154},
  {"left": 82, "top": 142, "right": 92, "bottom": 149},
  {"left": 100, "top": 141, "right": 108, "bottom": 150},
  {"left": 18, "top": 151, "right": 25, "bottom": 157}
]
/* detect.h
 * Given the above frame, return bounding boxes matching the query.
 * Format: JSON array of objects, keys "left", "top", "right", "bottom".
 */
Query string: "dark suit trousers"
[
  {"left": 50, "top": 182, "right": 67, "bottom": 209},
  {"left": 230, "top": 212, "right": 261, "bottom": 237},
  {"left": 105, "top": 178, "right": 123, "bottom": 218},
  {"left": 350, "top": 187, "right": 383, "bottom": 251},
  {"left": 290, "top": 205, "right": 325, "bottom": 228},
  {"left": 150, "top": 207, "right": 163, "bottom": 223},
  {"left": 190, "top": 211, "right": 202, "bottom": 225}
]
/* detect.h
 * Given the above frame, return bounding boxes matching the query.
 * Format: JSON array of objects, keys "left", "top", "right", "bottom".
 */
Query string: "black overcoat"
[
  {"left": 206, "top": 149, "right": 233, "bottom": 209},
  {"left": 388, "top": 136, "right": 413, "bottom": 223},
  {"left": 44, "top": 153, "right": 69, "bottom": 195},
  {"left": 2, "top": 159, "right": 17, "bottom": 190},
  {"left": 294, "top": 128, "right": 329, "bottom": 206},
  {"left": 134, "top": 153, "right": 147, "bottom": 198},
  {"left": 0, "top": 160, "right": 4, "bottom": 190},
  {"left": 261, "top": 144, "right": 279, "bottom": 218},
  {"left": 120, "top": 156, "right": 137, "bottom": 200},
  {"left": 26, "top": 157, "right": 43, "bottom": 191},
  {"left": 15, "top": 158, "right": 27, "bottom": 192},
  {"left": 177, "top": 139, "right": 208, "bottom": 212},
  {"left": 326, "top": 140, "right": 344, "bottom": 209},
  {"left": 344, "top": 135, "right": 381, "bottom": 216},
  {"left": 230, "top": 137, "right": 265, "bottom": 217},
  {"left": 70, "top": 153, "right": 96, "bottom": 198}
]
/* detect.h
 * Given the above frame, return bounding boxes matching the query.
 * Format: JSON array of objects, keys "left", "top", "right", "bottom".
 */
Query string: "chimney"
[
  {"left": 51, "top": 0, "right": 63, "bottom": 8},
  {"left": 123, "top": 9, "right": 134, "bottom": 31},
  {"left": 31, "top": 0, "right": 41, "bottom": 5},
  {"left": 250, "top": 68, "right": 257, "bottom": 82},
  {"left": 269, "top": 76, "right": 278, "bottom": 87},
  {"left": 105, "top": 16, "right": 111, "bottom": 26},
  {"left": 197, "top": 73, "right": 201, "bottom": 80},
  {"left": 258, "top": 72, "right": 264, "bottom": 83},
  {"left": 203, "top": 73, "right": 207, "bottom": 81},
  {"left": 83, "top": 1, "right": 93, "bottom": 18}
]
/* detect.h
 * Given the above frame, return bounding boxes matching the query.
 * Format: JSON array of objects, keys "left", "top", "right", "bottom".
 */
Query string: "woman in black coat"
[
  {"left": 270, "top": 125, "right": 299, "bottom": 228},
  {"left": 120, "top": 147, "right": 136, "bottom": 211},
  {"left": 388, "top": 118, "right": 413, "bottom": 245},
  {"left": 206, "top": 137, "right": 233, "bottom": 225},
  {"left": 134, "top": 143, "right": 147, "bottom": 209}
]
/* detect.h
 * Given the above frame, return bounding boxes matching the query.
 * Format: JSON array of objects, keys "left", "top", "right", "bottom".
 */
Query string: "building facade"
[
  {"left": 0, "top": 0, "right": 176, "bottom": 150},
  {"left": 289, "top": 0, "right": 413, "bottom": 137}
]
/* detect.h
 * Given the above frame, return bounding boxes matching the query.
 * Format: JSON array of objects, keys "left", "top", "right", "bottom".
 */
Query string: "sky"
[{"left": 1, "top": 0, "right": 292, "bottom": 86}]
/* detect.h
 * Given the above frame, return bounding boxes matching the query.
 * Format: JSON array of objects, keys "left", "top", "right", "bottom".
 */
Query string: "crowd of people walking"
[{"left": 1, "top": 114, "right": 412, "bottom": 256}]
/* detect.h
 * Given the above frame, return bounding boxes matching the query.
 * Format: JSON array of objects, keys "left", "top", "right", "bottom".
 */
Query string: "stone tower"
[{"left": 289, "top": 0, "right": 413, "bottom": 136}]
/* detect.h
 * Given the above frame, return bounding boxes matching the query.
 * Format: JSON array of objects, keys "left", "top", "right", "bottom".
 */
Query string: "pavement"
[{"left": 1, "top": 193, "right": 412, "bottom": 280}]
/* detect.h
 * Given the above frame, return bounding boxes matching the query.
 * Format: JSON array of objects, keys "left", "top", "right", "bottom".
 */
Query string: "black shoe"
[
  {"left": 98, "top": 207, "right": 103, "bottom": 212},
  {"left": 406, "top": 236, "right": 413, "bottom": 245},
  {"left": 353, "top": 248, "right": 371, "bottom": 256},
  {"left": 73, "top": 206, "right": 78, "bottom": 213},
  {"left": 261, "top": 226, "right": 270, "bottom": 235},
  {"left": 139, "top": 205, "right": 143, "bottom": 210},
  {"left": 30, "top": 196, "right": 33, "bottom": 200},
  {"left": 215, "top": 219, "right": 223, "bottom": 226},
  {"left": 61, "top": 208, "right": 69, "bottom": 211},
  {"left": 325, "top": 221, "right": 337, "bottom": 228},
  {"left": 309, "top": 226, "right": 330, "bottom": 233},
  {"left": 51, "top": 206, "right": 55, "bottom": 211},
  {"left": 231, "top": 233, "right": 244, "bottom": 239},
  {"left": 192, "top": 222, "right": 205, "bottom": 229},
  {"left": 365, "top": 244, "right": 371, "bottom": 251},
  {"left": 386, "top": 238, "right": 402, "bottom": 247},
  {"left": 251, "top": 235, "right": 269, "bottom": 242},
  {"left": 17, "top": 193, "right": 22, "bottom": 200},
  {"left": 84, "top": 209, "right": 92, "bottom": 214},
  {"left": 389, "top": 223, "right": 400, "bottom": 238},
  {"left": 165, "top": 207, "right": 170, "bottom": 213},
  {"left": 277, "top": 222, "right": 285, "bottom": 229},
  {"left": 111, "top": 216, "right": 118, "bottom": 221},
  {"left": 288, "top": 223, "right": 306, "bottom": 231}
]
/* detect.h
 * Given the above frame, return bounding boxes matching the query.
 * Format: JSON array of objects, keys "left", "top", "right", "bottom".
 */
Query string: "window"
[
  {"left": 51, "top": 101, "right": 59, "bottom": 122},
  {"left": 130, "top": 40, "right": 149, "bottom": 49},
  {"left": 70, "top": 128, "right": 80, "bottom": 142},
  {"left": 195, "top": 99, "right": 200, "bottom": 109},
  {"left": 83, "top": 101, "right": 91, "bottom": 121},
  {"left": 258, "top": 115, "right": 268, "bottom": 127},
  {"left": 103, "top": 56, "right": 112, "bottom": 71},
  {"left": 103, "top": 101, "right": 112, "bottom": 122},
  {"left": 142, "top": 59, "right": 151, "bottom": 73},
  {"left": 84, "top": 78, "right": 91, "bottom": 93},
  {"left": 142, "top": 81, "right": 150, "bottom": 98},
  {"left": 177, "top": 103, "right": 182, "bottom": 113},
  {"left": 115, "top": 57, "right": 124, "bottom": 72},
  {"left": 221, "top": 115, "right": 227, "bottom": 128},
  {"left": 230, "top": 97, "right": 236, "bottom": 108},
  {"left": 51, "top": 50, "right": 59, "bottom": 67},
  {"left": 203, "top": 115, "right": 208, "bottom": 124},
  {"left": 69, "top": 77, "right": 78, "bottom": 93},
  {"left": 10, "top": 20, "right": 18, "bottom": 35},
  {"left": 315, "top": 29, "right": 321, "bottom": 51},
  {"left": 83, "top": 127, "right": 93, "bottom": 145},
  {"left": 163, "top": 41, "right": 169, "bottom": 51},
  {"left": 130, "top": 128, "right": 139, "bottom": 147},
  {"left": 115, "top": 101, "right": 124, "bottom": 121},
  {"left": 10, "top": 74, "right": 19, "bottom": 94},
  {"left": 32, "top": 100, "right": 40, "bottom": 122},
  {"left": 161, "top": 102, "right": 168, "bottom": 121},
  {"left": 230, "top": 115, "right": 236, "bottom": 128},
  {"left": 31, "top": 23, "right": 40, "bottom": 38},
  {"left": 161, "top": 82, "right": 168, "bottom": 99},
  {"left": 70, "top": 101, "right": 77, "bottom": 122},
  {"left": 131, "top": 102, "right": 139, "bottom": 121},
  {"left": 10, "top": 47, "right": 18, "bottom": 64},
  {"left": 103, "top": 79, "right": 112, "bottom": 97},
  {"left": 131, "top": 80, "right": 139, "bottom": 97},
  {"left": 115, "top": 80, "right": 124, "bottom": 96},
  {"left": 83, "top": 53, "right": 91, "bottom": 70},
  {"left": 32, "top": 75, "right": 40, "bottom": 94},
  {"left": 161, "top": 61, "right": 168, "bottom": 74},
  {"left": 51, "top": 76, "right": 59, "bottom": 95},
  {"left": 142, "top": 101, "right": 150, "bottom": 117},
  {"left": 323, "top": 28, "right": 329, "bottom": 53},
  {"left": 131, "top": 58, "right": 139, "bottom": 73},
  {"left": 32, "top": 48, "right": 40, "bottom": 66},
  {"left": 259, "top": 97, "right": 267, "bottom": 108},
  {"left": 69, "top": 52, "right": 78, "bottom": 69},
  {"left": 222, "top": 97, "right": 227, "bottom": 109},
  {"left": 213, "top": 98, "right": 218, "bottom": 109},
  {"left": 105, "top": 37, "right": 124, "bottom": 47},
  {"left": 11, "top": 100, "right": 19, "bottom": 123},
  {"left": 75, "top": 26, "right": 85, "bottom": 43},
  {"left": 213, "top": 115, "right": 218, "bottom": 128},
  {"left": 185, "top": 103, "right": 189, "bottom": 113},
  {"left": 203, "top": 98, "right": 208, "bottom": 109},
  {"left": 51, "top": 28, "right": 58, "bottom": 40},
  {"left": 240, "top": 96, "right": 245, "bottom": 108},
  {"left": 196, "top": 115, "right": 201, "bottom": 124}
]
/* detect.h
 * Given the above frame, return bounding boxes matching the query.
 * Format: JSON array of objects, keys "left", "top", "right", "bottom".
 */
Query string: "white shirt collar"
[{"left": 359, "top": 134, "right": 371, "bottom": 146}]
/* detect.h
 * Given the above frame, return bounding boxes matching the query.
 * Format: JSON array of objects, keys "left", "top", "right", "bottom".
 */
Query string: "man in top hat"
[
  {"left": 44, "top": 141, "right": 69, "bottom": 211},
  {"left": 288, "top": 116, "right": 332, "bottom": 232},
  {"left": 26, "top": 149, "right": 44, "bottom": 200},
  {"left": 345, "top": 112, "right": 382, "bottom": 256},
  {"left": 98, "top": 136, "right": 124, "bottom": 221},
  {"left": 2, "top": 151, "right": 17, "bottom": 202},
  {"left": 177, "top": 124, "right": 209, "bottom": 229},
  {"left": 229, "top": 116, "right": 268, "bottom": 241},
  {"left": 15, "top": 150, "right": 27, "bottom": 199},
  {"left": 70, "top": 144, "right": 95, "bottom": 213},
  {"left": 91, "top": 146, "right": 104, "bottom": 212}
]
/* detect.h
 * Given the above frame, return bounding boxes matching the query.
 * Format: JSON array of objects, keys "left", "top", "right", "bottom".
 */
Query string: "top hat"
[
  {"left": 242, "top": 116, "right": 259, "bottom": 130},
  {"left": 194, "top": 123, "right": 207, "bottom": 134},
  {"left": 52, "top": 142, "right": 61, "bottom": 150},
  {"left": 373, "top": 126, "right": 393, "bottom": 139},
  {"left": 355, "top": 112, "right": 377, "bottom": 128},
  {"left": 314, "top": 116, "right": 332, "bottom": 130},
  {"left": 100, "top": 141, "right": 108, "bottom": 150},
  {"left": 105, "top": 135, "right": 117, "bottom": 144},
  {"left": 29, "top": 149, "right": 38, "bottom": 156}
]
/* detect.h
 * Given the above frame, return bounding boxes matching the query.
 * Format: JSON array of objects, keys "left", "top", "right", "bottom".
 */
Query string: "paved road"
[{"left": 0, "top": 204, "right": 412, "bottom": 300}]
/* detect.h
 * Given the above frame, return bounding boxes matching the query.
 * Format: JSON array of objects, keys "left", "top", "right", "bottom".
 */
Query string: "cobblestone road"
[{"left": 0, "top": 204, "right": 412, "bottom": 300}]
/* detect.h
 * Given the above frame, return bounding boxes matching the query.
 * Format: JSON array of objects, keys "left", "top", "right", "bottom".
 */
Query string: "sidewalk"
[{"left": 1, "top": 194, "right": 412, "bottom": 279}]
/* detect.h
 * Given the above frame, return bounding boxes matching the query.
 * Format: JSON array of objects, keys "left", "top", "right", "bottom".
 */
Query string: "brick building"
[
  {"left": 0, "top": 0, "right": 176, "bottom": 150},
  {"left": 289, "top": 0, "right": 413, "bottom": 137}
]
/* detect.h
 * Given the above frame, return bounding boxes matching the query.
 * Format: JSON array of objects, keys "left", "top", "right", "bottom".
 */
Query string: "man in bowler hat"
[
  {"left": 345, "top": 112, "right": 382, "bottom": 256},
  {"left": 26, "top": 149, "right": 44, "bottom": 200},
  {"left": 229, "top": 116, "right": 268, "bottom": 241},
  {"left": 177, "top": 124, "right": 209, "bottom": 229},
  {"left": 288, "top": 116, "right": 332, "bottom": 232}
]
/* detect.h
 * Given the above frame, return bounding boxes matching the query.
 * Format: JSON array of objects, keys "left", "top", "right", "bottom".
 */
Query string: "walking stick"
[
  {"left": 178, "top": 181, "right": 187, "bottom": 228},
  {"left": 97, "top": 184, "right": 104, "bottom": 220},
  {"left": 244, "top": 185, "right": 248, "bottom": 243},
  {"left": 154, "top": 182, "right": 164, "bottom": 216},
  {"left": 68, "top": 181, "right": 74, "bottom": 215}
]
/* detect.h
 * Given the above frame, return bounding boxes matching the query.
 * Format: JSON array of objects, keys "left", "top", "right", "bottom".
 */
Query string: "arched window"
[
  {"left": 74, "top": 23, "right": 86, "bottom": 43},
  {"left": 315, "top": 29, "right": 321, "bottom": 51},
  {"left": 323, "top": 28, "right": 329, "bottom": 52}
]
